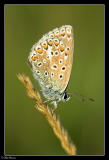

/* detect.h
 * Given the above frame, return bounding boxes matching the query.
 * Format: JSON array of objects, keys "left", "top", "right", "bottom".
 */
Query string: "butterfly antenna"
[{"left": 68, "top": 92, "right": 95, "bottom": 102}]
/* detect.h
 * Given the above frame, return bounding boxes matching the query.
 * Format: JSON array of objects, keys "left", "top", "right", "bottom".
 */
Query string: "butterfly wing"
[
  {"left": 28, "top": 25, "right": 74, "bottom": 100},
  {"left": 49, "top": 25, "right": 74, "bottom": 93},
  {"left": 28, "top": 42, "right": 52, "bottom": 90}
]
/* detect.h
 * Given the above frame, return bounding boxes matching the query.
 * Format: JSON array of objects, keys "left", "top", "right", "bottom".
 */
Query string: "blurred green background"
[{"left": 5, "top": 5, "right": 104, "bottom": 155}]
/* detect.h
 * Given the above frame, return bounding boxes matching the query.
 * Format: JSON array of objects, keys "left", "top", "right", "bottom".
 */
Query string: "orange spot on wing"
[
  {"left": 54, "top": 41, "right": 59, "bottom": 46},
  {"left": 67, "top": 33, "right": 71, "bottom": 37},
  {"left": 60, "top": 45, "right": 65, "bottom": 51},
  {"left": 48, "top": 41, "right": 53, "bottom": 46},
  {"left": 31, "top": 55, "right": 37, "bottom": 61},
  {"left": 37, "top": 48, "right": 43, "bottom": 54},
  {"left": 61, "top": 32, "right": 65, "bottom": 36},
  {"left": 43, "top": 44, "right": 48, "bottom": 49},
  {"left": 55, "top": 34, "right": 59, "bottom": 37}
]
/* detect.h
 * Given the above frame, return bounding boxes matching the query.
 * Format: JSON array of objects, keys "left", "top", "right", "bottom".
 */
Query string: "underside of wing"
[
  {"left": 50, "top": 25, "right": 74, "bottom": 93},
  {"left": 28, "top": 25, "right": 74, "bottom": 99}
]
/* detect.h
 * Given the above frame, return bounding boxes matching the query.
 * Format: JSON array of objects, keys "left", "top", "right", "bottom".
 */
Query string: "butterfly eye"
[{"left": 62, "top": 93, "right": 70, "bottom": 101}]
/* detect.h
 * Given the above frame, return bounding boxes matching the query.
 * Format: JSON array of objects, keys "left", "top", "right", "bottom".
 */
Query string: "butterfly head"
[{"left": 62, "top": 92, "right": 70, "bottom": 102}]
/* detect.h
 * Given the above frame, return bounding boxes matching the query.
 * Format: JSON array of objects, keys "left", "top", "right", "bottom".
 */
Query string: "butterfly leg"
[
  {"left": 43, "top": 99, "right": 52, "bottom": 105},
  {"left": 51, "top": 101, "right": 57, "bottom": 110}
]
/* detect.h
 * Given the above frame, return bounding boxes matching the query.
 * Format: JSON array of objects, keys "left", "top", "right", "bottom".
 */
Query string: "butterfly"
[{"left": 28, "top": 25, "right": 74, "bottom": 109}]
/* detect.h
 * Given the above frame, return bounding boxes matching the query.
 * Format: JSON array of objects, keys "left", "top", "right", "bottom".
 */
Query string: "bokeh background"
[{"left": 5, "top": 5, "right": 104, "bottom": 155}]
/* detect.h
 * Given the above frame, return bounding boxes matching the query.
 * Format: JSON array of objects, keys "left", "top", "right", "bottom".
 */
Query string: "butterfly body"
[{"left": 28, "top": 25, "right": 74, "bottom": 108}]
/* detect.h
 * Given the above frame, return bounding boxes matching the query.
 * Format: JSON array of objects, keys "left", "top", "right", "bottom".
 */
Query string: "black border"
[{"left": 0, "top": 1, "right": 106, "bottom": 159}]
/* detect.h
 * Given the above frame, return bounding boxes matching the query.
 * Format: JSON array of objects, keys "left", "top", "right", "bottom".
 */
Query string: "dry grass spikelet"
[{"left": 17, "top": 73, "right": 76, "bottom": 155}]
